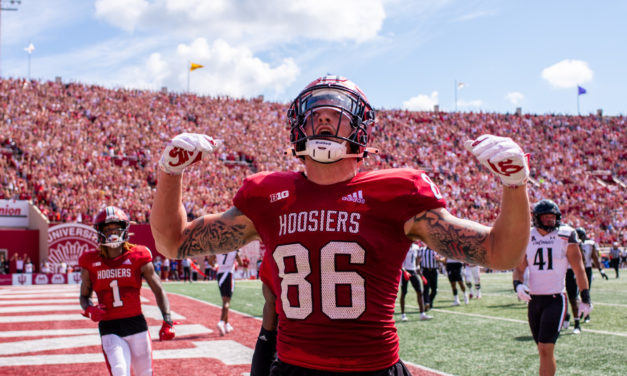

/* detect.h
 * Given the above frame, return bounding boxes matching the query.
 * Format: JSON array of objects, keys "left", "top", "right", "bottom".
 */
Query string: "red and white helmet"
[
  {"left": 93, "top": 206, "right": 130, "bottom": 247},
  {"left": 287, "top": 75, "right": 376, "bottom": 162}
]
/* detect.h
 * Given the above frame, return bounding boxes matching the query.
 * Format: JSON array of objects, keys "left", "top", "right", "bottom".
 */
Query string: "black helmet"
[
  {"left": 532, "top": 199, "right": 561, "bottom": 232},
  {"left": 576, "top": 227, "right": 586, "bottom": 241}
]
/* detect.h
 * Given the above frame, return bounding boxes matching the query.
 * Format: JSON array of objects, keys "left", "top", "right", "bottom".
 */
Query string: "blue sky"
[{"left": 2, "top": 0, "right": 625, "bottom": 115}]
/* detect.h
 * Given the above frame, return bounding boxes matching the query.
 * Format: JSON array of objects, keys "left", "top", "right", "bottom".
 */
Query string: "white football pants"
[
  {"left": 101, "top": 330, "right": 153, "bottom": 376},
  {"left": 464, "top": 265, "right": 481, "bottom": 285}
]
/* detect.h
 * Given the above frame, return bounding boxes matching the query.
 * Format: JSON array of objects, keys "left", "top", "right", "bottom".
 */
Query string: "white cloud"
[
  {"left": 541, "top": 59, "right": 594, "bottom": 89},
  {"left": 402, "top": 91, "right": 439, "bottom": 111},
  {"left": 505, "top": 91, "right": 524, "bottom": 105},
  {"left": 19, "top": 35, "right": 298, "bottom": 98},
  {"left": 113, "top": 38, "right": 299, "bottom": 98},
  {"left": 94, "top": 0, "right": 386, "bottom": 45},
  {"left": 94, "top": 0, "right": 149, "bottom": 32}
]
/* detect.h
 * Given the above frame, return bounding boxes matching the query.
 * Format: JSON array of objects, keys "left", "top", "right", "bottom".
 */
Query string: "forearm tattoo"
[
  {"left": 414, "top": 210, "right": 489, "bottom": 265},
  {"left": 178, "top": 217, "right": 247, "bottom": 258}
]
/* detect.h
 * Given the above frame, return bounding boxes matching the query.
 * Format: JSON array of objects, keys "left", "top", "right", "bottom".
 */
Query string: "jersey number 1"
[{"left": 109, "top": 280, "right": 124, "bottom": 307}]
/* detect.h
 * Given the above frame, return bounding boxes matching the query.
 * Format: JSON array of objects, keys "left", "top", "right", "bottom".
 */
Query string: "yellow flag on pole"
[{"left": 190, "top": 62, "right": 204, "bottom": 71}]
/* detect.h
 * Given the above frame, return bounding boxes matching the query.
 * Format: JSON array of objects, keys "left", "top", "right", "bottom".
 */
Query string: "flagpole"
[
  {"left": 577, "top": 92, "right": 580, "bottom": 115},
  {"left": 187, "top": 61, "right": 190, "bottom": 93}
]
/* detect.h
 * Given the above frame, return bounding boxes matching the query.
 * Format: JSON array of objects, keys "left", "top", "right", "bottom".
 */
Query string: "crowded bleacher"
[{"left": 1, "top": 77, "right": 625, "bottom": 245}]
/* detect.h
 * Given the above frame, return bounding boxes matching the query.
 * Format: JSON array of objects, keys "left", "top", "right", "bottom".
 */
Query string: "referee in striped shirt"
[{"left": 418, "top": 245, "right": 440, "bottom": 310}]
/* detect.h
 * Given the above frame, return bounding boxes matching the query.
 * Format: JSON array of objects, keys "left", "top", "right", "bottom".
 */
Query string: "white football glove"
[
  {"left": 464, "top": 135, "right": 529, "bottom": 187},
  {"left": 159, "top": 133, "right": 222, "bottom": 175},
  {"left": 578, "top": 301, "right": 593, "bottom": 318},
  {"left": 516, "top": 283, "right": 531, "bottom": 303}
]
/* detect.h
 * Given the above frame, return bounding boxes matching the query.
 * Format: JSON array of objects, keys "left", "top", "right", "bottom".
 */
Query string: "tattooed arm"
[
  {"left": 150, "top": 171, "right": 259, "bottom": 259},
  {"left": 405, "top": 185, "right": 529, "bottom": 270}
]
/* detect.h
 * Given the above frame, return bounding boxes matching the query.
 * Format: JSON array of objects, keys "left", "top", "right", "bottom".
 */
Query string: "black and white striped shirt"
[{"left": 418, "top": 246, "right": 439, "bottom": 269}]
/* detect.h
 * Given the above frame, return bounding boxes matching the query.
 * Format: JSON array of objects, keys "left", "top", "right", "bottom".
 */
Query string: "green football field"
[{"left": 162, "top": 271, "right": 627, "bottom": 376}]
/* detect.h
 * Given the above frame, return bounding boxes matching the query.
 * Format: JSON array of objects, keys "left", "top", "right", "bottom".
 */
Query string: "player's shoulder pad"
[
  {"left": 243, "top": 170, "right": 300, "bottom": 187},
  {"left": 557, "top": 224, "right": 575, "bottom": 236},
  {"left": 78, "top": 249, "right": 100, "bottom": 266},
  {"left": 129, "top": 244, "right": 153, "bottom": 260},
  {"left": 356, "top": 168, "right": 426, "bottom": 183},
  {"left": 558, "top": 224, "right": 578, "bottom": 243}
]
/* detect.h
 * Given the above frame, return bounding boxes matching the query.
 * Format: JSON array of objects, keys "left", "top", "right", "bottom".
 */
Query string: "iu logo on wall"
[{"left": 48, "top": 223, "right": 98, "bottom": 269}]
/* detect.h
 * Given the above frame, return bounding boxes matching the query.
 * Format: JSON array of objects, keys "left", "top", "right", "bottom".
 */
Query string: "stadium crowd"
[{"left": 1, "top": 78, "right": 625, "bottom": 246}]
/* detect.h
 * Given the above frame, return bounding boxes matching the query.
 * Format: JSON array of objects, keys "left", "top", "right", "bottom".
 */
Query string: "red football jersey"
[
  {"left": 233, "top": 168, "right": 446, "bottom": 371},
  {"left": 79, "top": 245, "right": 152, "bottom": 321},
  {"left": 258, "top": 258, "right": 276, "bottom": 295}
]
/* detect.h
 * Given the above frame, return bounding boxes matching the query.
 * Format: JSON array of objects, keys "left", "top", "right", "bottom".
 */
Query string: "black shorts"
[
  {"left": 528, "top": 293, "right": 567, "bottom": 344},
  {"left": 446, "top": 263, "right": 463, "bottom": 282},
  {"left": 400, "top": 270, "right": 422, "bottom": 296},
  {"left": 99, "top": 314, "right": 148, "bottom": 337},
  {"left": 565, "top": 269, "right": 578, "bottom": 301},
  {"left": 217, "top": 272, "right": 234, "bottom": 298},
  {"left": 270, "top": 359, "right": 412, "bottom": 376}
]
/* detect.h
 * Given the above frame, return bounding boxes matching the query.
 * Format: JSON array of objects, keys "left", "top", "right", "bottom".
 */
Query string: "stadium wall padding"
[{"left": 0, "top": 229, "right": 39, "bottom": 272}]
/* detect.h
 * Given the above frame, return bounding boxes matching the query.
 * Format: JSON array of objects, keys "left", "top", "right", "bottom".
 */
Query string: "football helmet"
[
  {"left": 93, "top": 206, "right": 130, "bottom": 248},
  {"left": 532, "top": 199, "right": 561, "bottom": 232},
  {"left": 576, "top": 227, "right": 587, "bottom": 241},
  {"left": 287, "top": 75, "right": 376, "bottom": 163}
]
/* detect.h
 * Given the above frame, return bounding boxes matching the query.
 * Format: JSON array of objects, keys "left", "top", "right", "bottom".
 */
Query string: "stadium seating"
[{"left": 1, "top": 78, "right": 624, "bottom": 245}]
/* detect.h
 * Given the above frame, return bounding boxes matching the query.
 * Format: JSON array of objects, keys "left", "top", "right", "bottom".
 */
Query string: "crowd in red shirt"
[{"left": 1, "top": 78, "right": 624, "bottom": 245}]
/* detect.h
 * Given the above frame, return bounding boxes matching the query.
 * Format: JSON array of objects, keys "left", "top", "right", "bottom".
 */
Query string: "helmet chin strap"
[
  {"left": 103, "top": 234, "right": 124, "bottom": 248},
  {"left": 288, "top": 139, "right": 379, "bottom": 163}
]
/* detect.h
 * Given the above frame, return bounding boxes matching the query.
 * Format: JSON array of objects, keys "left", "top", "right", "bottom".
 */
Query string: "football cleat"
[
  {"left": 401, "top": 313, "right": 408, "bottom": 321},
  {"left": 225, "top": 323, "right": 234, "bottom": 333},
  {"left": 420, "top": 313, "right": 433, "bottom": 321},
  {"left": 217, "top": 321, "right": 226, "bottom": 336},
  {"left": 573, "top": 328, "right": 581, "bottom": 334}
]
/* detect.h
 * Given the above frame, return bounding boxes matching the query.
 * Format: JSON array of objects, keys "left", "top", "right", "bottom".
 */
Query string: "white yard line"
[{"left": 399, "top": 303, "right": 627, "bottom": 337}]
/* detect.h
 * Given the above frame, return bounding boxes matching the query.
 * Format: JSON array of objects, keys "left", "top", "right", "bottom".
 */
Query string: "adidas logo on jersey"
[
  {"left": 92, "top": 262, "right": 101, "bottom": 267},
  {"left": 341, "top": 190, "right": 365, "bottom": 204},
  {"left": 123, "top": 259, "right": 132, "bottom": 265}
]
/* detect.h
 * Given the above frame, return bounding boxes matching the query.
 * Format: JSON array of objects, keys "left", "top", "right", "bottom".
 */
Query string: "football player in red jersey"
[
  {"left": 151, "top": 75, "right": 531, "bottom": 375},
  {"left": 80, "top": 206, "right": 174, "bottom": 376}
]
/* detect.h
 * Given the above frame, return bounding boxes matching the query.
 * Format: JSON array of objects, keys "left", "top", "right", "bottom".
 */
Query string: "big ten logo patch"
[
  {"left": 270, "top": 190, "right": 289, "bottom": 203},
  {"left": 48, "top": 223, "right": 99, "bottom": 271}
]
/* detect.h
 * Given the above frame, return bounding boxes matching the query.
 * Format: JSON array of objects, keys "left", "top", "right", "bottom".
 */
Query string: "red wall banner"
[{"left": 0, "top": 229, "right": 39, "bottom": 272}]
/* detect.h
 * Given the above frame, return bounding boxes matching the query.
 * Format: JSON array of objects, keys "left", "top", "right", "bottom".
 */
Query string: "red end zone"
[{"left": 0, "top": 285, "right": 446, "bottom": 376}]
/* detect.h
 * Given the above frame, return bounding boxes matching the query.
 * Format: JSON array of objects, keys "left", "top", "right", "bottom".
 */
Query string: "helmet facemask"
[
  {"left": 288, "top": 79, "right": 375, "bottom": 163},
  {"left": 96, "top": 222, "right": 129, "bottom": 248}
]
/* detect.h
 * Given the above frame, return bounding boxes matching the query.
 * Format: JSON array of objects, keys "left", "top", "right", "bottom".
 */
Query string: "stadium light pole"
[{"left": 0, "top": 0, "right": 22, "bottom": 78}]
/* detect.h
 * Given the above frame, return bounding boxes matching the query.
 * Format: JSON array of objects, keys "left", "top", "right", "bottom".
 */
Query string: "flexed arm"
[
  {"left": 150, "top": 133, "right": 259, "bottom": 259},
  {"left": 406, "top": 135, "right": 530, "bottom": 270}
]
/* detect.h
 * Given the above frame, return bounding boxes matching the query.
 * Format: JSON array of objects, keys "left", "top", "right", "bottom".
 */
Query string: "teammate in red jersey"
[
  {"left": 79, "top": 206, "right": 174, "bottom": 376},
  {"left": 250, "top": 257, "right": 279, "bottom": 376},
  {"left": 150, "top": 75, "right": 531, "bottom": 375}
]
